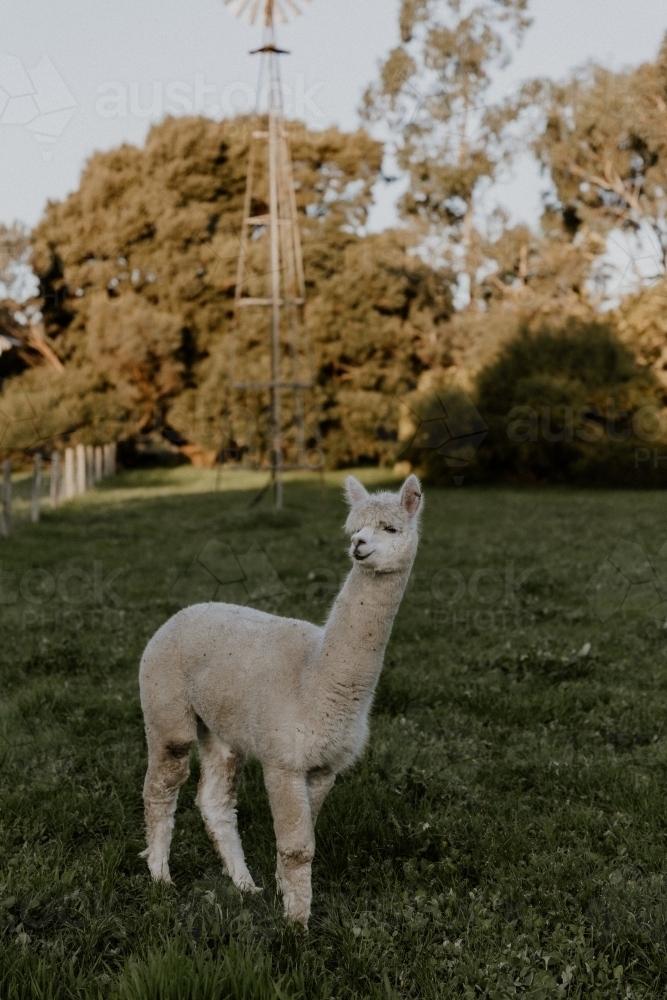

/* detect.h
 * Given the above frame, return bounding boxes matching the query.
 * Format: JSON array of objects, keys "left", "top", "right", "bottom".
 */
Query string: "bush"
[{"left": 418, "top": 320, "right": 667, "bottom": 485}]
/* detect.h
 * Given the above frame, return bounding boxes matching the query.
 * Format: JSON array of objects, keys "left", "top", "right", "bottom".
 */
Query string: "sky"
[{"left": 0, "top": 0, "right": 666, "bottom": 235}]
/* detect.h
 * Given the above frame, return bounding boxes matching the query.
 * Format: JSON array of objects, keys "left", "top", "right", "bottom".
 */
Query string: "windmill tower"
[{"left": 224, "top": 0, "right": 320, "bottom": 509}]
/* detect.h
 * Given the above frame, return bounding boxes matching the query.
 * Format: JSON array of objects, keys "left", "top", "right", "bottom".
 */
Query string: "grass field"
[{"left": 2, "top": 468, "right": 667, "bottom": 999}]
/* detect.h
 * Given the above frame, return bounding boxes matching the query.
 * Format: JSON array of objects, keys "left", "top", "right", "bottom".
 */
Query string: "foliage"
[
  {"left": 305, "top": 229, "right": 452, "bottom": 467},
  {"left": 477, "top": 220, "right": 603, "bottom": 322},
  {"left": 0, "top": 223, "right": 31, "bottom": 300},
  {"left": 6, "top": 18, "right": 667, "bottom": 475},
  {"left": 362, "top": 0, "right": 531, "bottom": 305},
  {"left": 364, "top": 9, "right": 667, "bottom": 329},
  {"left": 431, "top": 254, "right": 601, "bottom": 400},
  {"left": 0, "top": 116, "right": 452, "bottom": 466},
  {"left": 616, "top": 278, "right": 667, "bottom": 390},
  {"left": 528, "top": 34, "right": 667, "bottom": 287},
  {"left": 4, "top": 470, "right": 667, "bottom": 997},
  {"left": 467, "top": 320, "right": 666, "bottom": 484}
]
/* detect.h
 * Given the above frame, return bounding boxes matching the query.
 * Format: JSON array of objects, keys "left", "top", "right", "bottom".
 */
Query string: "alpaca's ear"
[
  {"left": 400, "top": 474, "right": 422, "bottom": 517},
  {"left": 344, "top": 476, "right": 369, "bottom": 508}
]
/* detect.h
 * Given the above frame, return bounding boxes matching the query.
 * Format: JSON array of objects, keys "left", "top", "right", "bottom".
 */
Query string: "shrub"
[{"left": 417, "top": 320, "right": 667, "bottom": 485}]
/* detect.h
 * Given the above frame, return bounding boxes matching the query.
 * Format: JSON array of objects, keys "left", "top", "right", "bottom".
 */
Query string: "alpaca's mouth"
[{"left": 354, "top": 550, "right": 373, "bottom": 561}]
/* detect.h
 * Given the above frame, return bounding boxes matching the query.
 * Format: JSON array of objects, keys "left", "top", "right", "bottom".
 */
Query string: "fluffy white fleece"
[{"left": 139, "top": 474, "right": 422, "bottom": 926}]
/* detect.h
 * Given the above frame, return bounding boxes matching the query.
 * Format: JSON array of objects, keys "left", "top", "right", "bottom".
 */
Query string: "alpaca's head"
[{"left": 343, "top": 474, "right": 422, "bottom": 573}]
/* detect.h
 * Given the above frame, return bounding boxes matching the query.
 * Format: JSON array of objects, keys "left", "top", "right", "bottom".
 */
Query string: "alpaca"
[{"left": 139, "top": 474, "right": 422, "bottom": 926}]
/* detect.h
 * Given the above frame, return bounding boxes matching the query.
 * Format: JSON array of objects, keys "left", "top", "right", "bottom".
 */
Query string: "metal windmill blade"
[{"left": 224, "top": 0, "right": 310, "bottom": 26}]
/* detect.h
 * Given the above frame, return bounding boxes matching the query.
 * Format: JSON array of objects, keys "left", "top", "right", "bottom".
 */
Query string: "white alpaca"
[{"left": 139, "top": 474, "right": 422, "bottom": 926}]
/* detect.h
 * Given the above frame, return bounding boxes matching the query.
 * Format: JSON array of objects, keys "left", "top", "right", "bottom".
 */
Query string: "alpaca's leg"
[
  {"left": 263, "top": 766, "right": 314, "bottom": 927},
  {"left": 307, "top": 768, "right": 336, "bottom": 827},
  {"left": 141, "top": 741, "right": 192, "bottom": 883},
  {"left": 196, "top": 725, "right": 259, "bottom": 892}
]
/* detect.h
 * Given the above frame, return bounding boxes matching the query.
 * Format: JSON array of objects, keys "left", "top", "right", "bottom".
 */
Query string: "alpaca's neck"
[{"left": 312, "top": 560, "right": 412, "bottom": 701}]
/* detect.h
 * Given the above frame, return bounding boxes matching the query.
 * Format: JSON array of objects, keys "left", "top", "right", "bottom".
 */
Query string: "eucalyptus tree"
[
  {"left": 362, "top": 0, "right": 531, "bottom": 307},
  {"left": 0, "top": 223, "right": 32, "bottom": 300},
  {"left": 530, "top": 33, "right": 667, "bottom": 288}
]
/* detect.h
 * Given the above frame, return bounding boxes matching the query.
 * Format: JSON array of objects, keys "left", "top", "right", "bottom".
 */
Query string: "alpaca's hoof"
[
  {"left": 237, "top": 876, "right": 263, "bottom": 894},
  {"left": 282, "top": 895, "right": 310, "bottom": 928},
  {"left": 141, "top": 850, "right": 173, "bottom": 884},
  {"left": 150, "top": 869, "right": 173, "bottom": 884},
  {"left": 284, "top": 908, "right": 309, "bottom": 930}
]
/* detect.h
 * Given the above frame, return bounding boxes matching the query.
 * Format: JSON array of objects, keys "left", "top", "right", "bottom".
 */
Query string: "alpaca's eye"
[{"left": 384, "top": 526, "right": 397, "bottom": 533}]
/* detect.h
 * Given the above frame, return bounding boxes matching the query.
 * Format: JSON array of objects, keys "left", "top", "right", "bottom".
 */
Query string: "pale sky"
[{"left": 0, "top": 0, "right": 666, "bottom": 234}]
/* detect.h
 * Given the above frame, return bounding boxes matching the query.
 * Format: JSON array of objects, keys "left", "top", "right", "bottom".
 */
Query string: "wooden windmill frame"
[{"left": 224, "top": 0, "right": 321, "bottom": 508}]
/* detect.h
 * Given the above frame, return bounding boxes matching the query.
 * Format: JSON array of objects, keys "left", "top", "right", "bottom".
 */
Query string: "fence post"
[
  {"left": 50, "top": 451, "right": 60, "bottom": 509},
  {"left": 103, "top": 443, "right": 117, "bottom": 477},
  {"left": 32, "top": 454, "right": 42, "bottom": 523},
  {"left": 76, "top": 443, "right": 86, "bottom": 495},
  {"left": 1, "top": 460, "right": 11, "bottom": 538},
  {"left": 85, "top": 445, "right": 95, "bottom": 489},
  {"left": 94, "top": 446, "right": 103, "bottom": 483},
  {"left": 64, "top": 448, "right": 75, "bottom": 500}
]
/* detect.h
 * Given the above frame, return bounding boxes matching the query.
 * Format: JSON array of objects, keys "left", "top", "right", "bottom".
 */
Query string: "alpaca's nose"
[{"left": 351, "top": 531, "right": 372, "bottom": 557}]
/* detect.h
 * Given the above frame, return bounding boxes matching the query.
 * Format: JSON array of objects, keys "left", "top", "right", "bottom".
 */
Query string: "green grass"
[{"left": 2, "top": 469, "right": 667, "bottom": 998}]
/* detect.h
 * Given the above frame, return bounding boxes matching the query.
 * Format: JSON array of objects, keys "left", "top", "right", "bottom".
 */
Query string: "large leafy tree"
[
  {"left": 362, "top": 0, "right": 530, "bottom": 306},
  {"left": 1, "top": 115, "right": 452, "bottom": 465},
  {"left": 530, "top": 33, "right": 667, "bottom": 287}
]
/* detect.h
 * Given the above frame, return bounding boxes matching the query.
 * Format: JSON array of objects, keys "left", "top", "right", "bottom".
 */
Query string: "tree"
[
  {"left": 617, "top": 279, "right": 667, "bottom": 391},
  {"left": 0, "top": 115, "right": 453, "bottom": 465},
  {"left": 413, "top": 320, "right": 666, "bottom": 486},
  {"left": 305, "top": 228, "right": 452, "bottom": 467},
  {"left": 530, "top": 33, "right": 667, "bottom": 288},
  {"left": 362, "top": 0, "right": 531, "bottom": 306},
  {"left": 0, "top": 223, "right": 31, "bottom": 300}
]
